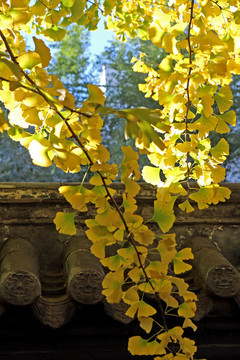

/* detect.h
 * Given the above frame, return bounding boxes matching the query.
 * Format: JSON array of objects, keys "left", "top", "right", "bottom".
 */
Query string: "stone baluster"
[
  {"left": 0, "top": 238, "right": 41, "bottom": 305},
  {"left": 64, "top": 238, "right": 105, "bottom": 304},
  {"left": 32, "top": 294, "right": 77, "bottom": 328},
  {"left": 186, "top": 237, "right": 240, "bottom": 297}
]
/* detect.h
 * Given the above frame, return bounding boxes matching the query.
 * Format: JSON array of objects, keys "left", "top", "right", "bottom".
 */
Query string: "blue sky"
[{"left": 90, "top": 20, "right": 115, "bottom": 56}]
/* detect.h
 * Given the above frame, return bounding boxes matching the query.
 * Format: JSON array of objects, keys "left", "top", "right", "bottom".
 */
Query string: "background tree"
[
  {"left": 48, "top": 24, "right": 93, "bottom": 104},
  {"left": 95, "top": 37, "right": 165, "bottom": 164}
]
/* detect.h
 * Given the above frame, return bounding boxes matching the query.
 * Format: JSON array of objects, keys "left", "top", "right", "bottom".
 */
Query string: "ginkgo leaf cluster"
[{"left": 0, "top": 0, "right": 238, "bottom": 359}]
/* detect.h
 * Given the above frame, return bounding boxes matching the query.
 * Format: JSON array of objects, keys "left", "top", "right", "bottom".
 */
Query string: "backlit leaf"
[
  {"left": 214, "top": 85, "right": 233, "bottom": 113},
  {"left": 33, "top": 37, "right": 51, "bottom": 68},
  {"left": 211, "top": 138, "right": 229, "bottom": 162},
  {"left": 17, "top": 51, "right": 41, "bottom": 70},
  {"left": 0, "top": 109, "right": 9, "bottom": 132},
  {"left": 28, "top": 140, "right": 52, "bottom": 167},
  {"left": 87, "top": 84, "right": 105, "bottom": 105},
  {"left": 142, "top": 166, "right": 161, "bottom": 186}
]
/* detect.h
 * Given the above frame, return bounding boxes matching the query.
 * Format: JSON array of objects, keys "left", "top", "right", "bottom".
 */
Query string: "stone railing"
[{"left": 0, "top": 183, "right": 239, "bottom": 328}]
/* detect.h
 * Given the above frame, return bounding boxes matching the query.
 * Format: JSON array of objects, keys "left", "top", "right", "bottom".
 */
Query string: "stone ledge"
[{"left": 0, "top": 182, "right": 239, "bottom": 327}]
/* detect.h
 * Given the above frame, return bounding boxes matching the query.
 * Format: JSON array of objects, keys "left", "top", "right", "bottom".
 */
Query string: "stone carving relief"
[
  {"left": 32, "top": 294, "right": 77, "bottom": 328},
  {"left": 0, "top": 238, "right": 41, "bottom": 305},
  {"left": 0, "top": 271, "right": 40, "bottom": 306},
  {"left": 65, "top": 248, "right": 105, "bottom": 304},
  {"left": 207, "top": 265, "right": 240, "bottom": 297}
]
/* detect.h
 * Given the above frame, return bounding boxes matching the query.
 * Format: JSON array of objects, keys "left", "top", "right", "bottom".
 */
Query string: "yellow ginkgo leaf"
[
  {"left": 171, "top": 277, "right": 189, "bottom": 297},
  {"left": 202, "top": 95, "right": 214, "bottom": 117},
  {"left": 101, "top": 254, "right": 128, "bottom": 271},
  {"left": 142, "top": 166, "right": 162, "bottom": 186},
  {"left": 28, "top": 139, "right": 52, "bottom": 167},
  {"left": 136, "top": 300, "right": 157, "bottom": 318},
  {"left": 138, "top": 316, "right": 154, "bottom": 333},
  {"left": 102, "top": 268, "right": 124, "bottom": 303},
  {"left": 153, "top": 200, "right": 176, "bottom": 233},
  {"left": 214, "top": 85, "right": 233, "bottom": 113},
  {"left": 96, "top": 208, "right": 123, "bottom": 228},
  {"left": 59, "top": 185, "right": 91, "bottom": 212},
  {"left": 156, "top": 234, "right": 177, "bottom": 269},
  {"left": 0, "top": 109, "right": 9, "bottom": 132},
  {"left": 179, "top": 337, "right": 197, "bottom": 357},
  {"left": 182, "top": 318, "right": 197, "bottom": 332},
  {"left": 178, "top": 300, "right": 196, "bottom": 318},
  {"left": 133, "top": 226, "right": 155, "bottom": 245},
  {"left": 126, "top": 300, "right": 157, "bottom": 318},
  {"left": 17, "top": 51, "right": 41, "bottom": 70},
  {"left": 211, "top": 138, "right": 229, "bottom": 162},
  {"left": 128, "top": 336, "right": 166, "bottom": 356},
  {"left": 121, "top": 145, "right": 139, "bottom": 162},
  {"left": 90, "top": 239, "right": 109, "bottom": 259},
  {"left": 123, "top": 179, "right": 141, "bottom": 198},
  {"left": 53, "top": 212, "right": 76, "bottom": 235},
  {"left": 178, "top": 199, "right": 195, "bottom": 213},
  {"left": 87, "top": 84, "right": 105, "bottom": 105},
  {"left": 122, "top": 286, "right": 139, "bottom": 305},
  {"left": 33, "top": 37, "right": 51, "bottom": 68},
  {"left": 189, "top": 186, "right": 214, "bottom": 205},
  {"left": 128, "top": 336, "right": 149, "bottom": 356},
  {"left": 86, "top": 225, "right": 116, "bottom": 243},
  {"left": 212, "top": 185, "right": 231, "bottom": 204},
  {"left": 173, "top": 248, "right": 193, "bottom": 275}
]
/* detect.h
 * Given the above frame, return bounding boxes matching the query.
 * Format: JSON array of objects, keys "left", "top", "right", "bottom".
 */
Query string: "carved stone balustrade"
[{"left": 0, "top": 182, "right": 239, "bottom": 329}]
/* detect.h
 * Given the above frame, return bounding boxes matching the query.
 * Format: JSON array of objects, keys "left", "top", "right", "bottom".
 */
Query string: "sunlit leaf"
[
  {"left": 28, "top": 139, "right": 52, "bottom": 167},
  {"left": 87, "top": 84, "right": 105, "bottom": 105},
  {"left": 0, "top": 109, "right": 9, "bottom": 132},
  {"left": 211, "top": 138, "right": 229, "bottom": 162},
  {"left": 17, "top": 51, "right": 41, "bottom": 70},
  {"left": 214, "top": 85, "right": 233, "bottom": 113},
  {"left": 142, "top": 166, "right": 161, "bottom": 186},
  {"left": 33, "top": 37, "right": 51, "bottom": 68}
]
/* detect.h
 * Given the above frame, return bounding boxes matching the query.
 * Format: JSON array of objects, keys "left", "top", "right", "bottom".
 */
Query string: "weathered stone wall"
[
  {"left": 0, "top": 182, "right": 239, "bottom": 266},
  {"left": 0, "top": 183, "right": 240, "bottom": 360},
  {"left": 0, "top": 182, "right": 240, "bottom": 327}
]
